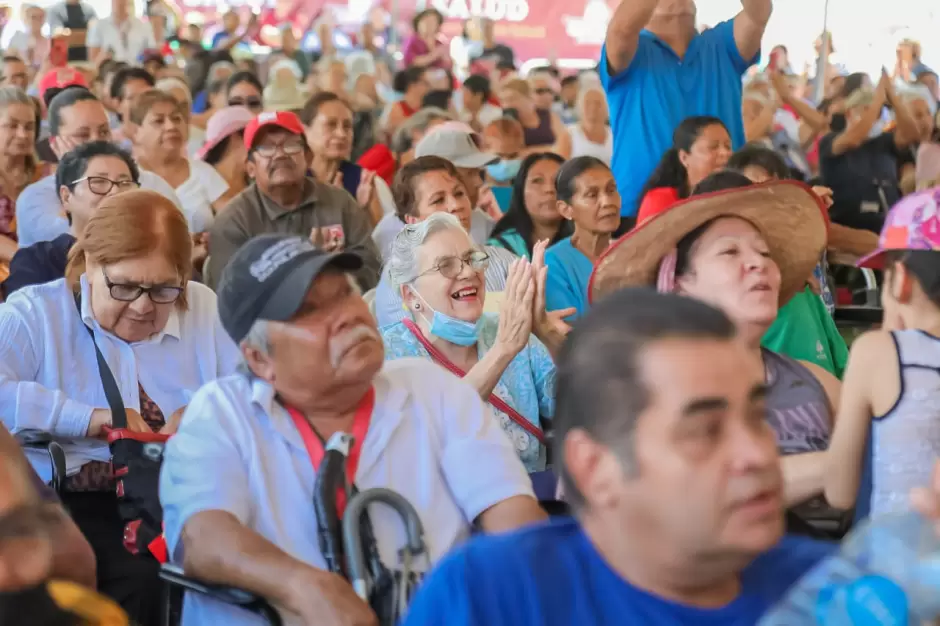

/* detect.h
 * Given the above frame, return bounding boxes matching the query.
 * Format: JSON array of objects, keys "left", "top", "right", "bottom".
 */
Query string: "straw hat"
[{"left": 589, "top": 181, "right": 829, "bottom": 307}]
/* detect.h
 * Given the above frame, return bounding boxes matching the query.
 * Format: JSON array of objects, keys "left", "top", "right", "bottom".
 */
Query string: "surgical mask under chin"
[
  {"left": 486, "top": 159, "right": 522, "bottom": 183},
  {"left": 412, "top": 290, "right": 482, "bottom": 346}
]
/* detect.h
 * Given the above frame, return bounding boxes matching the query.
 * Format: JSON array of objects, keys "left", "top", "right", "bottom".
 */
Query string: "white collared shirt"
[
  {"left": 160, "top": 358, "right": 534, "bottom": 626},
  {"left": 87, "top": 16, "right": 155, "bottom": 64},
  {"left": 0, "top": 277, "right": 240, "bottom": 481}
]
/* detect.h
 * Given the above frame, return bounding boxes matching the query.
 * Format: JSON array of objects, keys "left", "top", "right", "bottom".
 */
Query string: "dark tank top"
[{"left": 523, "top": 109, "right": 555, "bottom": 148}]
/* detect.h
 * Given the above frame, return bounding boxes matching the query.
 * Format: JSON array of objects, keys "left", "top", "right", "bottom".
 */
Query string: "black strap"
[{"left": 74, "top": 293, "right": 127, "bottom": 428}]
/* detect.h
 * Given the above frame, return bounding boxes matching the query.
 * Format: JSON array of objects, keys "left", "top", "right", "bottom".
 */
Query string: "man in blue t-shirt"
[
  {"left": 601, "top": 0, "right": 771, "bottom": 215},
  {"left": 402, "top": 289, "right": 836, "bottom": 626}
]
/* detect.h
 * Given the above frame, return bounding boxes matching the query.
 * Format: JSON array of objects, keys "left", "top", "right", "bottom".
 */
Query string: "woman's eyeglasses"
[
  {"left": 103, "top": 269, "right": 183, "bottom": 304},
  {"left": 416, "top": 250, "right": 490, "bottom": 280},
  {"left": 228, "top": 97, "right": 263, "bottom": 111},
  {"left": 72, "top": 176, "right": 139, "bottom": 196}
]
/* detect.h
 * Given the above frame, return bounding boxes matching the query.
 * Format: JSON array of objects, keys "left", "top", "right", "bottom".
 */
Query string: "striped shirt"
[{"left": 373, "top": 245, "right": 517, "bottom": 328}]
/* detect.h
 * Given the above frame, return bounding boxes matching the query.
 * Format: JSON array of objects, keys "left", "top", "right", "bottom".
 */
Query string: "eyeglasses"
[
  {"left": 72, "top": 176, "right": 139, "bottom": 196},
  {"left": 415, "top": 250, "right": 490, "bottom": 280},
  {"left": 253, "top": 138, "right": 305, "bottom": 158},
  {"left": 102, "top": 268, "right": 184, "bottom": 304},
  {"left": 228, "top": 97, "right": 263, "bottom": 111}
]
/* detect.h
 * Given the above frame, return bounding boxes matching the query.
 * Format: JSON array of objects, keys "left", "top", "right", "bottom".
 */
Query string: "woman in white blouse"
[
  {"left": 0, "top": 190, "right": 239, "bottom": 625},
  {"left": 567, "top": 85, "right": 613, "bottom": 166},
  {"left": 155, "top": 76, "right": 207, "bottom": 159},
  {"left": 130, "top": 89, "right": 229, "bottom": 236}
]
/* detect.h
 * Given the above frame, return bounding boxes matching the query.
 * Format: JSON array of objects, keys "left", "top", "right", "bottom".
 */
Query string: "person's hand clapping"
[
  {"left": 355, "top": 170, "right": 376, "bottom": 208},
  {"left": 531, "top": 239, "right": 575, "bottom": 343},
  {"left": 811, "top": 186, "right": 834, "bottom": 210},
  {"left": 494, "top": 259, "right": 535, "bottom": 358}
]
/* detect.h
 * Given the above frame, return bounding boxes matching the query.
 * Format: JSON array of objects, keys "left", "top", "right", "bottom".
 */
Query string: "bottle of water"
[{"left": 759, "top": 513, "right": 940, "bottom": 625}]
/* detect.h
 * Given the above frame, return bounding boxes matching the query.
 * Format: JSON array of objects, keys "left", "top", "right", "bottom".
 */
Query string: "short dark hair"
[
  {"left": 556, "top": 288, "right": 737, "bottom": 510},
  {"left": 411, "top": 7, "right": 443, "bottom": 32},
  {"left": 421, "top": 89, "right": 452, "bottom": 110},
  {"left": 727, "top": 144, "right": 791, "bottom": 182},
  {"left": 560, "top": 75, "right": 579, "bottom": 89},
  {"left": 391, "top": 155, "right": 461, "bottom": 222},
  {"left": 299, "top": 91, "right": 350, "bottom": 126},
  {"left": 393, "top": 66, "right": 426, "bottom": 94},
  {"left": 555, "top": 155, "right": 611, "bottom": 204},
  {"left": 226, "top": 71, "right": 263, "bottom": 96},
  {"left": 885, "top": 250, "right": 940, "bottom": 308},
  {"left": 110, "top": 66, "right": 155, "bottom": 101},
  {"left": 55, "top": 140, "right": 140, "bottom": 206},
  {"left": 463, "top": 74, "right": 491, "bottom": 101},
  {"left": 48, "top": 88, "right": 98, "bottom": 137}
]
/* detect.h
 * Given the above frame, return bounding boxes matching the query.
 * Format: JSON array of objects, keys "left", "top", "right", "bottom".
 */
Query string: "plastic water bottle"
[{"left": 759, "top": 513, "right": 940, "bottom": 625}]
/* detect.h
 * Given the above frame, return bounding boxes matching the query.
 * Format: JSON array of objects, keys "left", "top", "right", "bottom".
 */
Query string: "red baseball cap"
[
  {"left": 39, "top": 67, "right": 88, "bottom": 103},
  {"left": 243, "top": 111, "right": 305, "bottom": 151}
]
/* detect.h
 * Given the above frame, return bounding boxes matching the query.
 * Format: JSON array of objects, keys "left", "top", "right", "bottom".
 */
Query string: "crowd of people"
[{"left": 1, "top": 0, "right": 940, "bottom": 625}]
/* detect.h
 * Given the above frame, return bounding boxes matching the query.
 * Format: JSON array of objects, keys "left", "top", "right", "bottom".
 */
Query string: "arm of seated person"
[
  {"left": 475, "top": 494, "right": 546, "bottom": 533},
  {"left": 0, "top": 425, "right": 96, "bottom": 589},
  {"left": 180, "top": 510, "right": 375, "bottom": 624}
]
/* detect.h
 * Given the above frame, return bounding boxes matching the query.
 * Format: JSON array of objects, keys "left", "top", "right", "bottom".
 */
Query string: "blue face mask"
[
  {"left": 413, "top": 290, "right": 482, "bottom": 346},
  {"left": 486, "top": 159, "right": 522, "bottom": 183}
]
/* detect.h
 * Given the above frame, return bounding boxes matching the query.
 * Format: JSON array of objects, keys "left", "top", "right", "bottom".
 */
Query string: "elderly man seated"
[
  {"left": 204, "top": 111, "right": 382, "bottom": 291},
  {"left": 160, "top": 234, "right": 545, "bottom": 625}
]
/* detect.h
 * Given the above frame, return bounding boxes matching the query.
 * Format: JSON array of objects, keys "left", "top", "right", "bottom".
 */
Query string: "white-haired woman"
[
  {"left": 567, "top": 85, "right": 612, "bottom": 165},
  {"left": 156, "top": 77, "right": 206, "bottom": 158},
  {"left": 383, "top": 212, "right": 568, "bottom": 473},
  {"left": 898, "top": 85, "right": 940, "bottom": 191}
]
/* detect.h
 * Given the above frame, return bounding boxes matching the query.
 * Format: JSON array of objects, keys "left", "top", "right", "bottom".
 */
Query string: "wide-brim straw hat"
[{"left": 589, "top": 181, "right": 830, "bottom": 307}]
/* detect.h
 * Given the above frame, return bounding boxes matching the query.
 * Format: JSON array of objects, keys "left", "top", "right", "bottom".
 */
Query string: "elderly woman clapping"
[
  {"left": 0, "top": 190, "right": 239, "bottom": 623},
  {"left": 382, "top": 212, "right": 571, "bottom": 472}
]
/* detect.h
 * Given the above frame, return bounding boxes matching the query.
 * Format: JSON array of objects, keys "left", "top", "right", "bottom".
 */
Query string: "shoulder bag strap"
[
  {"left": 402, "top": 319, "right": 546, "bottom": 445},
  {"left": 74, "top": 292, "right": 127, "bottom": 428}
]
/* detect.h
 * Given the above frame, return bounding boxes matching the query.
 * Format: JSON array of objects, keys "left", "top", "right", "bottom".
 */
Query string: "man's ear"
[
  {"left": 58, "top": 184, "right": 71, "bottom": 207},
  {"left": 241, "top": 343, "right": 275, "bottom": 383},
  {"left": 246, "top": 156, "right": 257, "bottom": 181}
]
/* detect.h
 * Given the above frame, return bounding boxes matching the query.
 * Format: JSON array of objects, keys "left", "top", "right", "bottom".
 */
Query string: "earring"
[{"left": 413, "top": 303, "right": 421, "bottom": 310}]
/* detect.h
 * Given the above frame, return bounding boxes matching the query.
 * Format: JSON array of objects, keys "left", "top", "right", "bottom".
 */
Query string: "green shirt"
[
  {"left": 488, "top": 228, "right": 530, "bottom": 260},
  {"left": 762, "top": 287, "right": 848, "bottom": 378}
]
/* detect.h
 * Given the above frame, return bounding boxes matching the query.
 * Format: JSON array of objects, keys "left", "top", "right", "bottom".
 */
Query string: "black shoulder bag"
[{"left": 76, "top": 293, "right": 169, "bottom": 562}]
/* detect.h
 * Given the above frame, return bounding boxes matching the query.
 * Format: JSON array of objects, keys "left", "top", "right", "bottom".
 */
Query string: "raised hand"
[
  {"left": 531, "top": 240, "right": 575, "bottom": 346},
  {"left": 356, "top": 170, "right": 376, "bottom": 208},
  {"left": 495, "top": 259, "right": 535, "bottom": 357}
]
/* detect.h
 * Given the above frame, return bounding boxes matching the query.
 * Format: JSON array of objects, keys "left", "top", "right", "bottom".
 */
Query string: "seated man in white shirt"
[
  {"left": 160, "top": 234, "right": 545, "bottom": 626},
  {"left": 86, "top": 0, "right": 155, "bottom": 65},
  {"left": 16, "top": 88, "right": 181, "bottom": 246}
]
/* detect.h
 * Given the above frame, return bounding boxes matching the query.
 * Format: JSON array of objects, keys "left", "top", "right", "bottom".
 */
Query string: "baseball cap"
[
  {"left": 858, "top": 187, "right": 940, "bottom": 270},
  {"left": 415, "top": 126, "right": 498, "bottom": 169},
  {"left": 39, "top": 67, "right": 88, "bottom": 104},
  {"left": 197, "top": 106, "right": 255, "bottom": 160},
  {"left": 217, "top": 234, "right": 362, "bottom": 344},
  {"left": 243, "top": 111, "right": 305, "bottom": 152}
]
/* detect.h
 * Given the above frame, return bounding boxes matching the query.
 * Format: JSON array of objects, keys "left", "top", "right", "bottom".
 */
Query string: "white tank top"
[
  {"left": 870, "top": 330, "right": 940, "bottom": 516},
  {"left": 568, "top": 124, "right": 612, "bottom": 166}
]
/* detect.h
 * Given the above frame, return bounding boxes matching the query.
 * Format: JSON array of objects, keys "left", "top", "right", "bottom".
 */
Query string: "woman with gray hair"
[
  {"left": 567, "top": 85, "right": 612, "bottom": 165},
  {"left": 382, "top": 211, "right": 568, "bottom": 473}
]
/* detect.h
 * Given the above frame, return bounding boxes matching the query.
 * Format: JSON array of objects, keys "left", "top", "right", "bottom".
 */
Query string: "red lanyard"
[{"left": 285, "top": 387, "right": 375, "bottom": 517}]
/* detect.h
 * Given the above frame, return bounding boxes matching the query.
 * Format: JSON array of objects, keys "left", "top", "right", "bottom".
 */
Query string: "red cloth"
[
  {"left": 636, "top": 187, "right": 681, "bottom": 225},
  {"left": 357, "top": 144, "right": 395, "bottom": 186}
]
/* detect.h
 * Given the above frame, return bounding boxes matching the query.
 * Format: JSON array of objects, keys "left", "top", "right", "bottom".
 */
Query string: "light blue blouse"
[
  {"left": 380, "top": 313, "right": 555, "bottom": 472},
  {"left": 544, "top": 237, "right": 593, "bottom": 321}
]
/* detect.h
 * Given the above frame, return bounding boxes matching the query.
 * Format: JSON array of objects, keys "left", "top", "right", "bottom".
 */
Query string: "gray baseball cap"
[
  {"left": 217, "top": 234, "right": 362, "bottom": 344},
  {"left": 414, "top": 127, "right": 499, "bottom": 169}
]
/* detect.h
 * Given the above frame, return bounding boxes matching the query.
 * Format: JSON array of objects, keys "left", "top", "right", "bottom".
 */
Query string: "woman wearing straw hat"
[{"left": 590, "top": 181, "right": 841, "bottom": 508}]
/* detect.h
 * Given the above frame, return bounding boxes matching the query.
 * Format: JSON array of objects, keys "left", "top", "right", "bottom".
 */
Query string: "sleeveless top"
[
  {"left": 859, "top": 331, "right": 940, "bottom": 520},
  {"left": 523, "top": 109, "right": 555, "bottom": 148},
  {"left": 569, "top": 124, "right": 612, "bottom": 165},
  {"left": 763, "top": 348, "right": 832, "bottom": 454}
]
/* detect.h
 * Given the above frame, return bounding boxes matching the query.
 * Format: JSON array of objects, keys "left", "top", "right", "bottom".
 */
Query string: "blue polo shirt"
[
  {"left": 601, "top": 20, "right": 758, "bottom": 216},
  {"left": 402, "top": 517, "right": 835, "bottom": 626}
]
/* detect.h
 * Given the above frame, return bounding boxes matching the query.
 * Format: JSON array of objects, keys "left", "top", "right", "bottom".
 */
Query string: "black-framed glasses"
[
  {"left": 71, "top": 176, "right": 139, "bottom": 196},
  {"left": 102, "top": 269, "right": 184, "bottom": 304},
  {"left": 415, "top": 250, "right": 490, "bottom": 280},
  {"left": 229, "top": 97, "right": 263, "bottom": 111},
  {"left": 253, "top": 138, "right": 305, "bottom": 158}
]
